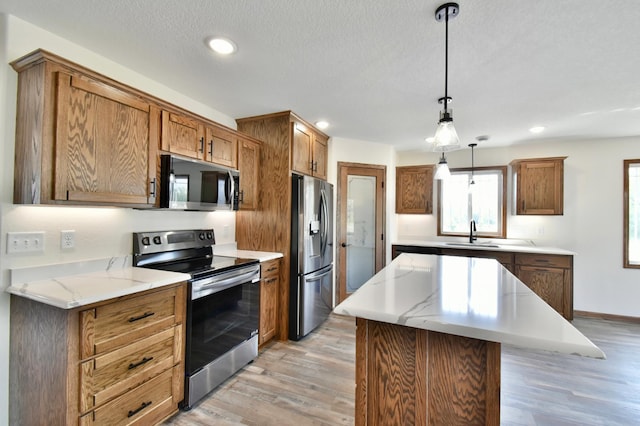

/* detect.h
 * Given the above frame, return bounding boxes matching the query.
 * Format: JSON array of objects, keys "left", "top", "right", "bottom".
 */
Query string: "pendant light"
[
  {"left": 432, "top": 3, "right": 461, "bottom": 152},
  {"left": 468, "top": 142, "right": 477, "bottom": 191},
  {"left": 434, "top": 152, "right": 451, "bottom": 180}
]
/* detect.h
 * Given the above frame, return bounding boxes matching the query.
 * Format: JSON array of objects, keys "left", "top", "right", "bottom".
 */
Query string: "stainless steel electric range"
[{"left": 133, "top": 229, "right": 260, "bottom": 409}]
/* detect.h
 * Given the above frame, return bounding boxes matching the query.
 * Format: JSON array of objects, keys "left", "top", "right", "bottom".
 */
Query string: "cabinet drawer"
[
  {"left": 80, "top": 366, "right": 178, "bottom": 426},
  {"left": 261, "top": 259, "right": 280, "bottom": 279},
  {"left": 81, "top": 286, "right": 183, "bottom": 358},
  {"left": 80, "top": 325, "right": 182, "bottom": 412},
  {"left": 515, "top": 253, "right": 571, "bottom": 268}
]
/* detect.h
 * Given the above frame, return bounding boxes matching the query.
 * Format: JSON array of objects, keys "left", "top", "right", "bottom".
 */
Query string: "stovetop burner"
[{"left": 132, "top": 229, "right": 258, "bottom": 279}]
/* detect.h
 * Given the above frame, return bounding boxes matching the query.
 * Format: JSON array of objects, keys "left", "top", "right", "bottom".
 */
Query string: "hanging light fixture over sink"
[
  {"left": 434, "top": 152, "right": 451, "bottom": 180},
  {"left": 432, "top": 2, "right": 461, "bottom": 152}
]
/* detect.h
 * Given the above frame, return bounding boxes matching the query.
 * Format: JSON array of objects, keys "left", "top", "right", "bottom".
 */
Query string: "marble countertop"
[
  {"left": 7, "top": 256, "right": 190, "bottom": 309},
  {"left": 393, "top": 239, "right": 575, "bottom": 256},
  {"left": 334, "top": 253, "right": 604, "bottom": 359},
  {"left": 214, "top": 248, "right": 283, "bottom": 262}
]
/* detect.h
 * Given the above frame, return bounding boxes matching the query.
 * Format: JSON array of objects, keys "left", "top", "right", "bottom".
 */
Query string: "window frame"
[
  {"left": 624, "top": 159, "right": 640, "bottom": 268},
  {"left": 437, "top": 165, "right": 508, "bottom": 239}
]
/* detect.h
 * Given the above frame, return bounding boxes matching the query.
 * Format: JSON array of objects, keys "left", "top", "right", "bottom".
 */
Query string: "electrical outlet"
[
  {"left": 61, "top": 230, "right": 75, "bottom": 249},
  {"left": 7, "top": 232, "right": 45, "bottom": 253}
]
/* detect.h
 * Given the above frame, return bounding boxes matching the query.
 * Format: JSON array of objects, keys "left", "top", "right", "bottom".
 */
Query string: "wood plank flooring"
[{"left": 163, "top": 314, "right": 640, "bottom": 425}]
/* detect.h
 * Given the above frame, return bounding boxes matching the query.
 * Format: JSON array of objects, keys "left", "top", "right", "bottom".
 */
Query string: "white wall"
[
  {"left": 395, "top": 138, "right": 640, "bottom": 318},
  {"left": 0, "top": 15, "right": 239, "bottom": 425}
]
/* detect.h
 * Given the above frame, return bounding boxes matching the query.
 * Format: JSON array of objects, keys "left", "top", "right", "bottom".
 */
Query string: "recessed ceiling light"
[
  {"left": 315, "top": 120, "right": 329, "bottom": 130},
  {"left": 207, "top": 37, "right": 237, "bottom": 55},
  {"left": 529, "top": 126, "right": 545, "bottom": 134}
]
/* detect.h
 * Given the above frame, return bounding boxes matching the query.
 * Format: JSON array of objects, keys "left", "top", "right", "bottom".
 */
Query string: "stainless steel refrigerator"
[{"left": 289, "top": 173, "right": 334, "bottom": 340}]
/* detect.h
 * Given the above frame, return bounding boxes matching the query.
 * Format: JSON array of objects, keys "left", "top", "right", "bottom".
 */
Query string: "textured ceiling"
[{"left": 2, "top": 0, "right": 640, "bottom": 150}]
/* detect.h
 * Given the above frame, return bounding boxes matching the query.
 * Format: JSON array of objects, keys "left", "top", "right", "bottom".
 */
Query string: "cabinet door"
[
  {"left": 238, "top": 137, "right": 260, "bottom": 210},
  {"left": 54, "top": 72, "right": 155, "bottom": 205},
  {"left": 396, "top": 166, "right": 434, "bottom": 214},
  {"left": 205, "top": 125, "right": 238, "bottom": 168},
  {"left": 291, "top": 123, "right": 313, "bottom": 175},
  {"left": 515, "top": 265, "right": 565, "bottom": 314},
  {"left": 312, "top": 134, "right": 328, "bottom": 180},
  {"left": 260, "top": 260, "right": 280, "bottom": 346},
  {"left": 161, "top": 110, "right": 205, "bottom": 160},
  {"left": 515, "top": 158, "right": 564, "bottom": 215}
]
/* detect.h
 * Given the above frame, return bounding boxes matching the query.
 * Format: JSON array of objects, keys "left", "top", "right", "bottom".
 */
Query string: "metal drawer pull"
[
  {"left": 127, "top": 401, "right": 152, "bottom": 418},
  {"left": 266, "top": 267, "right": 278, "bottom": 272},
  {"left": 128, "top": 311, "right": 155, "bottom": 322},
  {"left": 128, "top": 356, "right": 154, "bottom": 370}
]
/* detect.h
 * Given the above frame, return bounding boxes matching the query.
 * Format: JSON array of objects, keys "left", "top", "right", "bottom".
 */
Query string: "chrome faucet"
[{"left": 469, "top": 220, "right": 477, "bottom": 243}]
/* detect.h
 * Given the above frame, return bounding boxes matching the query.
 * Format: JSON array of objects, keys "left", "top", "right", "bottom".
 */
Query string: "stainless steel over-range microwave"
[{"left": 159, "top": 154, "right": 240, "bottom": 211}]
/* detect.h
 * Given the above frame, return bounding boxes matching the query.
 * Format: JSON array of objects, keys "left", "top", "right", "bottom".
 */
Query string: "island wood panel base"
[{"left": 355, "top": 318, "right": 501, "bottom": 426}]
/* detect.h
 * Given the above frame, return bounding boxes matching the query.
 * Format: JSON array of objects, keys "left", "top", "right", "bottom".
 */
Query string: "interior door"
[{"left": 336, "top": 162, "right": 386, "bottom": 303}]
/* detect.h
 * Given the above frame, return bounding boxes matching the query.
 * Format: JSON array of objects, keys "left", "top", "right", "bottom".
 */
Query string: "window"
[
  {"left": 624, "top": 159, "right": 640, "bottom": 268},
  {"left": 438, "top": 166, "right": 507, "bottom": 238}
]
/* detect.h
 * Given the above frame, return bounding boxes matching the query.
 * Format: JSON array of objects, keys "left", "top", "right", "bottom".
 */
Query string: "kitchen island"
[{"left": 333, "top": 253, "right": 604, "bottom": 425}]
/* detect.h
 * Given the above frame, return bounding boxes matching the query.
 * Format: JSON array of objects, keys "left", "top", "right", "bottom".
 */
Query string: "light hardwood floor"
[{"left": 164, "top": 314, "right": 640, "bottom": 425}]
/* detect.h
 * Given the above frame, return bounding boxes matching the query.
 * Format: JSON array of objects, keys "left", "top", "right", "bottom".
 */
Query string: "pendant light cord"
[{"left": 444, "top": 10, "right": 449, "bottom": 115}]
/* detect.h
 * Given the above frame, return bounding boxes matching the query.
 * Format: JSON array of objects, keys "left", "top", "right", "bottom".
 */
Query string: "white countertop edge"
[
  {"left": 334, "top": 306, "right": 604, "bottom": 359},
  {"left": 393, "top": 240, "right": 576, "bottom": 256},
  {"left": 215, "top": 249, "right": 283, "bottom": 262}
]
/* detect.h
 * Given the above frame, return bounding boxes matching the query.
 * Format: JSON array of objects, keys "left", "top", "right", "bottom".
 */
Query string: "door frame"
[{"left": 336, "top": 162, "right": 386, "bottom": 304}]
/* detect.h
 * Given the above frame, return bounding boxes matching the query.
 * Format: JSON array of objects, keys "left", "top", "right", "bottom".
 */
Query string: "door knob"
[{"left": 341, "top": 242, "right": 351, "bottom": 247}]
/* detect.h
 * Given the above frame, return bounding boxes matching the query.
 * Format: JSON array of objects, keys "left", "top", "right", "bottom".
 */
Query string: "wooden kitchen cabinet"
[
  {"left": 161, "top": 110, "right": 205, "bottom": 160},
  {"left": 396, "top": 165, "right": 434, "bottom": 214},
  {"left": 515, "top": 253, "right": 573, "bottom": 320},
  {"left": 259, "top": 258, "right": 281, "bottom": 347},
  {"left": 12, "top": 50, "right": 158, "bottom": 207},
  {"left": 236, "top": 110, "right": 330, "bottom": 341},
  {"left": 205, "top": 125, "right": 238, "bottom": 168},
  {"left": 237, "top": 136, "right": 260, "bottom": 210},
  {"left": 291, "top": 120, "right": 329, "bottom": 180},
  {"left": 511, "top": 157, "right": 566, "bottom": 215},
  {"left": 9, "top": 283, "right": 186, "bottom": 426}
]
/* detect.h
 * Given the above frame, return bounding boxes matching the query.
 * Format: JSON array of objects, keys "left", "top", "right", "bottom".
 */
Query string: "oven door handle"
[{"left": 192, "top": 267, "right": 259, "bottom": 299}]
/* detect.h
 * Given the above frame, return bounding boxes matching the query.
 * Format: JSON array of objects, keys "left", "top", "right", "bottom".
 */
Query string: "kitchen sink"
[{"left": 444, "top": 242, "right": 501, "bottom": 248}]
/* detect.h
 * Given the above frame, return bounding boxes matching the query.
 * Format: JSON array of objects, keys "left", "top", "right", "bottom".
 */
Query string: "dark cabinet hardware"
[
  {"left": 127, "top": 401, "right": 152, "bottom": 418},
  {"left": 128, "top": 311, "right": 155, "bottom": 323},
  {"left": 209, "top": 140, "right": 213, "bottom": 157},
  {"left": 199, "top": 137, "right": 205, "bottom": 153},
  {"left": 128, "top": 356, "right": 154, "bottom": 370}
]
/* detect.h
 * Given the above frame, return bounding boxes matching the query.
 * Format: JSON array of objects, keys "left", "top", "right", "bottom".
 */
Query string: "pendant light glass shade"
[
  {"left": 434, "top": 152, "right": 451, "bottom": 180},
  {"left": 433, "top": 112, "right": 460, "bottom": 151}
]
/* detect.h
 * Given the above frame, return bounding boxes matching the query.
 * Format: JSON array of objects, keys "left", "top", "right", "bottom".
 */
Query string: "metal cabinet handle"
[
  {"left": 239, "top": 190, "right": 244, "bottom": 203},
  {"left": 149, "top": 178, "right": 156, "bottom": 197},
  {"left": 127, "top": 401, "right": 152, "bottom": 418},
  {"left": 209, "top": 140, "right": 213, "bottom": 157},
  {"left": 199, "top": 137, "right": 205, "bottom": 153},
  {"left": 128, "top": 356, "right": 154, "bottom": 370},
  {"left": 128, "top": 311, "right": 154, "bottom": 323}
]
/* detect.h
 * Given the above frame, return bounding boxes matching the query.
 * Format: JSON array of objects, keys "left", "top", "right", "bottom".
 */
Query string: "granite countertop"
[
  {"left": 393, "top": 239, "right": 575, "bottom": 256},
  {"left": 7, "top": 256, "right": 190, "bottom": 309},
  {"left": 334, "top": 253, "right": 604, "bottom": 359}
]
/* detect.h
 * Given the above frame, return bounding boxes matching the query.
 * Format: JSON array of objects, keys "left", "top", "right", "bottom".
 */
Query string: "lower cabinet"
[
  {"left": 9, "top": 283, "right": 186, "bottom": 426},
  {"left": 391, "top": 245, "right": 573, "bottom": 320},
  {"left": 260, "top": 258, "right": 280, "bottom": 347}
]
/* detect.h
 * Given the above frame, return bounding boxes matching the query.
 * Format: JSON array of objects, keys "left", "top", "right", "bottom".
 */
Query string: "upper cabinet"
[
  {"left": 395, "top": 165, "right": 434, "bottom": 214},
  {"left": 161, "top": 110, "right": 205, "bottom": 160},
  {"left": 12, "top": 51, "right": 158, "bottom": 207},
  {"left": 290, "top": 120, "right": 329, "bottom": 180},
  {"left": 237, "top": 135, "right": 260, "bottom": 211},
  {"left": 510, "top": 157, "right": 567, "bottom": 215},
  {"left": 11, "top": 49, "right": 259, "bottom": 210}
]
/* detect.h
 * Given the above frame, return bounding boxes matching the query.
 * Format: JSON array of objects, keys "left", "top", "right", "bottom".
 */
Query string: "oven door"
[{"left": 186, "top": 272, "right": 259, "bottom": 375}]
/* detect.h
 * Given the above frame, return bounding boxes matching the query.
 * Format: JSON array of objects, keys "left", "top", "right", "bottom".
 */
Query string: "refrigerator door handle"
[
  {"left": 320, "top": 188, "right": 329, "bottom": 257},
  {"left": 305, "top": 266, "right": 333, "bottom": 282}
]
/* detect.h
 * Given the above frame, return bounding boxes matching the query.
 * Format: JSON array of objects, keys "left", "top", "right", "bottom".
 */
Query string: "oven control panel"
[{"left": 133, "top": 229, "right": 215, "bottom": 256}]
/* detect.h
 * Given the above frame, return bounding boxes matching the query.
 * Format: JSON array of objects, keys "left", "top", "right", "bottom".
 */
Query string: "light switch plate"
[{"left": 7, "top": 232, "right": 45, "bottom": 253}]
